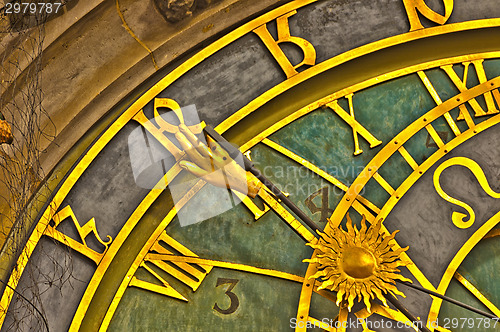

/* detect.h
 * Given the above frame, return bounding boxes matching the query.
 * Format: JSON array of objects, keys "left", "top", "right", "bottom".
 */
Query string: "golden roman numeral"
[
  {"left": 131, "top": 231, "right": 212, "bottom": 301},
  {"left": 131, "top": 231, "right": 214, "bottom": 302},
  {"left": 326, "top": 94, "right": 382, "bottom": 155},
  {"left": 129, "top": 263, "right": 188, "bottom": 302},
  {"left": 418, "top": 71, "right": 461, "bottom": 136},
  {"left": 233, "top": 190, "right": 271, "bottom": 220},
  {"left": 402, "top": 0, "right": 454, "bottom": 31},
  {"left": 45, "top": 205, "right": 112, "bottom": 265},
  {"left": 441, "top": 60, "right": 500, "bottom": 120},
  {"left": 145, "top": 232, "right": 212, "bottom": 292},
  {"left": 253, "top": 10, "right": 316, "bottom": 79}
]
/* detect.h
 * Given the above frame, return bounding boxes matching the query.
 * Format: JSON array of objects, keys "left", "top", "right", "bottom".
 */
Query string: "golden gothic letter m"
[{"left": 402, "top": 0, "right": 454, "bottom": 31}]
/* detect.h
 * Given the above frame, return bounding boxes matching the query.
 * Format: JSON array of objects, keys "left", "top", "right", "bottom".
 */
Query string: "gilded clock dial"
[{"left": 1, "top": 1, "right": 500, "bottom": 331}]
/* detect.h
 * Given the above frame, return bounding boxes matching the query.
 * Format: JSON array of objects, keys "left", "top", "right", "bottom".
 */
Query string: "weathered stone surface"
[
  {"left": 153, "top": 0, "right": 195, "bottom": 22},
  {"left": 153, "top": 0, "right": 222, "bottom": 23}
]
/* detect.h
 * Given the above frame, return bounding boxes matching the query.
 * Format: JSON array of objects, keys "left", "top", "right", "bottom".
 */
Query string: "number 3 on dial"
[{"left": 213, "top": 278, "right": 240, "bottom": 315}]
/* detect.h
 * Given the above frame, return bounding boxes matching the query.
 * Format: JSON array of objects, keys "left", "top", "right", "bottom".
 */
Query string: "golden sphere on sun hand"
[{"left": 341, "top": 246, "right": 377, "bottom": 279}]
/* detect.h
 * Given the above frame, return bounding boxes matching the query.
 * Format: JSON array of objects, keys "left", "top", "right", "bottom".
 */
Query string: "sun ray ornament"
[{"left": 303, "top": 214, "right": 411, "bottom": 313}]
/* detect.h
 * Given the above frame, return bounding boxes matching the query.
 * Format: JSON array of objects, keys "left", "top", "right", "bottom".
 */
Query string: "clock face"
[{"left": 1, "top": 1, "right": 500, "bottom": 331}]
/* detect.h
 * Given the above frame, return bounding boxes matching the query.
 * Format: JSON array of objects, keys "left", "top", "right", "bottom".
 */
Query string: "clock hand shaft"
[
  {"left": 248, "top": 166, "right": 322, "bottom": 234},
  {"left": 204, "top": 125, "right": 321, "bottom": 234},
  {"left": 386, "top": 293, "right": 432, "bottom": 332},
  {"left": 398, "top": 280, "right": 500, "bottom": 320}
]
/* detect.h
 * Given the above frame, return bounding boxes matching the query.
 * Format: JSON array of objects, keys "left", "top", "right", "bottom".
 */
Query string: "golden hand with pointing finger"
[{"left": 175, "top": 124, "right": 261, "bottom": 198}]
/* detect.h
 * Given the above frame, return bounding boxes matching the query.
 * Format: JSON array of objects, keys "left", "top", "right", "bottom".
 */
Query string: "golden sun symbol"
[{"left": 304, "top": 214, "right": 411, "bottom": 312}]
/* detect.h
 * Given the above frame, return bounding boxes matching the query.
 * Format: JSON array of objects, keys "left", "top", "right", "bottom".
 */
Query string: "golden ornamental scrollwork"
[{"left": 434, "top": 156, "right": 500, "bottom": 229}]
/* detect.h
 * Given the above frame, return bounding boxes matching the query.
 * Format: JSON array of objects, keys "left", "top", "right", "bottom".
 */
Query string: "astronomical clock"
[{"left": 1, "top": 0, "right": 500, "bottom": 331}]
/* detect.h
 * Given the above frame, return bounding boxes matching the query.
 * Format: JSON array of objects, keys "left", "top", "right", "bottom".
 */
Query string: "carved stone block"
[
  {"left": 154, "top": 0, "right": 196, "bottom": 23},
  {"left": 153, "top": 0, "right": 221, "bottom": 23}
]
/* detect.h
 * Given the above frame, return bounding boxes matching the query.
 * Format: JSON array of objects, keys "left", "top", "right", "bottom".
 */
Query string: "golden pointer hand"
[{"left": 175, "top": 124, "right": 261, "bottom": 198}]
